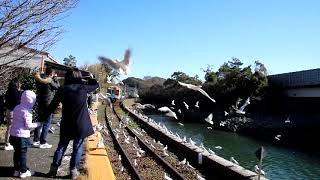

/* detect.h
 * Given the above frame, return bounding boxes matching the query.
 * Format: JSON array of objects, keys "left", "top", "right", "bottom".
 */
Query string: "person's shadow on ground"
[{"left": 0, "top": 166, "right": 70, "bottom": 179}]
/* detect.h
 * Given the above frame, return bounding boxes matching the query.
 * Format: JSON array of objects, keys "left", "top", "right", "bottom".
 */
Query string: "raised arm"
[{"left": 85, "top": 78, "right": 99, "bottom": 93}]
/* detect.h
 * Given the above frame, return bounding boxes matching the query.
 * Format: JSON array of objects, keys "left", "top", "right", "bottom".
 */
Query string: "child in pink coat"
[{"left": 9, "top": 90, "right": 41, "bottom": 178}]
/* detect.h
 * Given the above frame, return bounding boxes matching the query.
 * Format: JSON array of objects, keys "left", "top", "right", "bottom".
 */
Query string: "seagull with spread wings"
[
  {"left": 158, "top": 106, "right": 178, "bottom": 120},
  {"left": 178, "top": 81, "right": 216, "bottom": 103},
  {"left": 99, "top": 49, "right": 131, "bottom": 75}
]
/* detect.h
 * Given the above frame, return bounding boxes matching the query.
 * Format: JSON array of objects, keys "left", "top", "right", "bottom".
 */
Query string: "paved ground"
[{"left": 0, "top": 119, "right": 74, "bottom": 180}]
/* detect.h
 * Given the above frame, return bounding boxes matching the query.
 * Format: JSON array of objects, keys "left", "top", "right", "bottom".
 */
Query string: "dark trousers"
[
  {"left": 52, "top": 137, "right": 85, "bottom": 170},
  {"left": 9, "top": 136, "right": 30, "bottom": 173},
  {"left": 34, "top": 114, "right": 53, "bottom": 144}
]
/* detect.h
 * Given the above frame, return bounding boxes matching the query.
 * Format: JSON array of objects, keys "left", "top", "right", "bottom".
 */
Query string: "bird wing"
[
  {"left": 178, "top": 81, "right": 202, "bottom": 90},
  {"left": 158, "top": 106, "right": 170, "bottom": 112},
  {"left": 99, "top": 56, "right": 121, "bottom": 71},
  {"left": 198, "top": 88, "right": 216, "bottom": 103},
  {"left": 121, "top": 48, "right": 131, "bottom": 65}
]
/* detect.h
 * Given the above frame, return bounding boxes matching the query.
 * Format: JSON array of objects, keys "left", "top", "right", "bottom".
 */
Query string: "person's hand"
[{"left": 36, "top": 122, "right": 42, "bottom": 128}]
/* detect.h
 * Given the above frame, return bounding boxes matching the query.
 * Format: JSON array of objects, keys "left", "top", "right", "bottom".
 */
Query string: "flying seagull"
[
  {"left": 99, "top": 48, "right": 131, "bottom": 75},
  {"left": 204, "top": 113, "right": 213, "bottom": 125},
  {"left": 183, "top": 101, "right": 189, "bottom": 109},
  {"left": 178, "top": 81, "right": 216, "bottom": 103},
  {"left": 195, "top": 101, "right": 200, "bottom": 108},
  {"left": 158, "top": 106, "right": 178, "bottom": 120}
]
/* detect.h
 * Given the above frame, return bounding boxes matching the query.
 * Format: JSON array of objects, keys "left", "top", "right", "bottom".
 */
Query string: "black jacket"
[
  {"left": 35, "top": 73, "right": 60, "bottom": 107},
  {"left": 47, "top": 79, "right": 99, "bottom": 139},
  {"left": 5, "top": 82, "right": 22, "bottom": 110}
]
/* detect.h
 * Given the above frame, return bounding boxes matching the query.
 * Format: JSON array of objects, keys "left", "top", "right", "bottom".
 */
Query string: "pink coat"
[{"left": 10, "top": 90, "right": 39, "bottom": 138}]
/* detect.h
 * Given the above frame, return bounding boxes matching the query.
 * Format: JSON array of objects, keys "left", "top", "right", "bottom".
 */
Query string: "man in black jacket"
[
  {"left": 33, "top": 67, "right": 59, "bottom": 149},
  {"left": 4, "top": 78, "right": 22, "bottom": 150}
]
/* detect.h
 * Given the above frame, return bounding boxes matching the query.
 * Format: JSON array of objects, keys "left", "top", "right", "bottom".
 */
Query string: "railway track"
[{"left": 104, "top": 102, "right": 204, "bottom": 180}]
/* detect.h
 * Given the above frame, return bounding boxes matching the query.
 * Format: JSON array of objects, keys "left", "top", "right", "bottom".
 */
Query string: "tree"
[
  {"left": 63, "top": 55, "right": 77, "bottom": 67},
  {"left": 0, "top": 0, "right": 79, "bottom": 75}
]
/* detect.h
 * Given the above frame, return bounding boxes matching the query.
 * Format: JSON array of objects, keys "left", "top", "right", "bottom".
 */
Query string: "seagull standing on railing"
[
  {"left": 179, "top": 158, "right": 186, "bottom": 165},
  {"left": 186, "top": 161, "right": 195, "bottom": 169},
  {"left": 254, "top": 165, "right": 266, "bottom": 175},
  {"left": 164, "top": 173, "right": 173, "bottom": 180},
  {"left": 230, "top": 157, "right": 239, "bottom": 165},
  {"left": 196, "top": 174, "right": 206, "bottom": 180}
]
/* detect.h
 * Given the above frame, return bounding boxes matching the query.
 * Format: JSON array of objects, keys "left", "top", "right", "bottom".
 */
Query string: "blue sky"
[{"left": 50, "top": 0, "right": 320, "bottom": 79}]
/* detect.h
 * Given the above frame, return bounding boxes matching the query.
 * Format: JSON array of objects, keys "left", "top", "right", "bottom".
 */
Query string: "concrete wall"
[{"left": 286, "top": 87, "right": 320, "bottom": 97}]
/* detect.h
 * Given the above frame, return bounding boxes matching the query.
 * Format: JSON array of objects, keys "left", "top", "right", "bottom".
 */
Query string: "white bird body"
[
  {"left": 183, "top": 101, "right": 189, "bottom": 109},
  {"left": 118, "top": 155, "right": 122, "bottom": 161},
  {"left": 138, "top": 148, "right": 145, "bottom": 154},
  {"left": 178, "top": 122, "right": 184, "bottom": 126},
  {"left": 215, "top": 146, "right": 222, "bottom": 149},
  {"left": 136, "top": 151, "right": 142, "bottom": 158},
  {"left": 163, "top": 145, "right": 168, "bottom": 151},
  {"left": 158, "top": 106, "right": 178, "bottom": 119},
  {"left": 196, "top": 174, "right": 206, "bottom": 180},
  {"left": 205, "top": 113, "right": 213, "bottom": 125},
  {"left": 195, "top": 101, "right": 200, "bottom": 108},
  {"left": 189, "top": 138, "right": 196, "bottom": 146},
  {"left": 275, "top": 134, "right": 281, "bottom": 141},
  {"left": 178, "top": 109, "right": 182, "bottom": 114},
  {"left": 224, "top": 111, "right": 229, "bottom": 116},
  {"left": 115, "top": 133, "right": 119, "bottom": 139},
  {"left": 178, "top": 81, "right": 216, "bottom": 103},
  {"left": 285, "top": 116, "right": 291, "bottom": 123},
  {"left": 179, "top": 158, "right": 187, "bottom": 165},
  {"left": 230, "top": 157, "right": 239, "bottom": 165},
  {"left": 120, "top": 166, "right": 124, "bottom": 173},
  {"left": 254, "top": 165, "right": 266, "bottom": 175},
  {"left": 171, "top": 100, "right": 175, "bottom": 106},
  {"left": 186, "top": 161, "right": 195, "bottom": 169},
  {"left": 182, "top": 136, "right": 187, "bottom": 143},
  {"left": 220, "top": 121, "right": 226, "bottom": 127},
  {"left": 157, "top": 141, "right": 164, "bottom": 146},
  {"left": 99, "top": 49, "right": 131, "bottom": 75},
  {"left": 96, "top": 137, "right": 104, "bottom": 148},
  {"left": 163, "top": 150, "right": 169, "bottom": 156},
  {"left": 164, "top": 173, "right": 173, "bottom": 180},
  {"left": 207, "top": 127, "right": 212, "bottom": 130},
  {"left": 134, "top": 159, "right": 137, "bottom": 166},
  {"left": 150, "top": 143, "right": 156, "bottom": 149},
  {"left": 208, "top": 148, "right": 215, "bottom": 155}
]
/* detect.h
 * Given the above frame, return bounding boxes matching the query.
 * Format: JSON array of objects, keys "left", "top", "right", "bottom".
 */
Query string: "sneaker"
[
  {"left": 4, "top": 143, "right": 14, "bottom": 150},
  {"left": 71, "top": 168, "right": 80, "bottom": 180},
  {"left": 13, "top": 170, "right": 19, "bottom": 177},
  {"left": 19, "top": 170, "right": 32, "bottom": 178},
  {"left": 40, "top": 143, "right": 52, "bottom": 149},
  {"left": 33, "top": 141, "right": 40, "bottom": 148}
]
